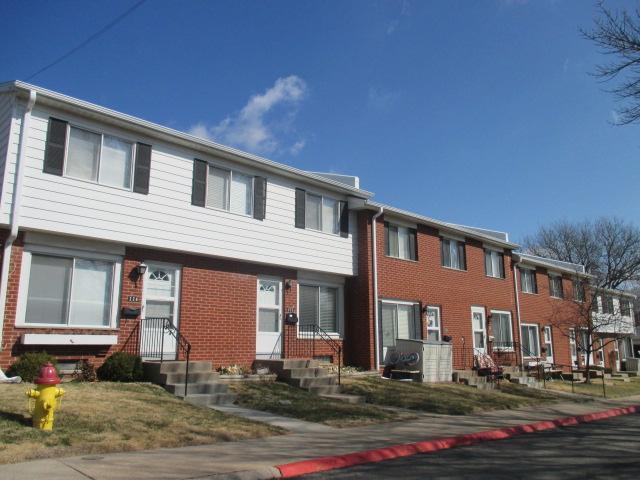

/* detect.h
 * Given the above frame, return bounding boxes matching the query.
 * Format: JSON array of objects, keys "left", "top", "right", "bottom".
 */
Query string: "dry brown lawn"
[{"left": 0, "top": 382, "right": 282, "bottom": 464}]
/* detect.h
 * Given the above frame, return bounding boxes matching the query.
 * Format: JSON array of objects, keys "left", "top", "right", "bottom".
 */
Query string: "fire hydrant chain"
[{"left": 25, "top": 362, "right": 65, "bottom": 431}]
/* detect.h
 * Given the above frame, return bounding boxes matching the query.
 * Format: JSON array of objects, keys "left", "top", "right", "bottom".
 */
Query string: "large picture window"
[
  {"left": 385, "top": 223, "right": 417, "bottom": 260},
  {"left": 65, "top": 126, "right": 134, "bottom": 190},
  {"left": 299, "top": 284, "right": 340, "bottom": 333},
  {"left": 22, "top": 252, "right": 118, "bottom": 327},
  {"left": 441, "top": 237, "right": 466, "bottom": 270}
]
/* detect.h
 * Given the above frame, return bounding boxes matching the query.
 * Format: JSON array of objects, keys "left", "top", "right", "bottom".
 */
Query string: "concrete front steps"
[
  {"left": 254, "top": 358, "right": 364, "bottom": 404},
  {"left": 452, "top": 370, "right": 496, "bottom": 390},
  {"left": 143, "top": 360, "right": 236, "bottom": 406}
]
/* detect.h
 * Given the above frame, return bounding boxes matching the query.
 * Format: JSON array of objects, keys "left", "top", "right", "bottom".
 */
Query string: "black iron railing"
[
  {"left": 121, "top": 317, "right": 192, "bottom": 397},
  {"left": 286, "top": 323, "right": 343, "bottom": 384},
  {"left": 269, "top": 332, "right": 283, "bottom": 360}
]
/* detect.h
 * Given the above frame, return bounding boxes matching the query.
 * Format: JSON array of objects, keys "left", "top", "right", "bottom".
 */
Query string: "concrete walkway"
[{"left": 1, "top": 396, "right": 639, "bottom": 480}]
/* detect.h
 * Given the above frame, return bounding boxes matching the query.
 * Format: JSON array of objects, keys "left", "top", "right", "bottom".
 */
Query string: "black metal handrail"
[
  {"left": 269, "top": 332, "right": 283, "bottom": 360},
  {"left": 287, "top": 323, "right": 343, "bottom": 384}
]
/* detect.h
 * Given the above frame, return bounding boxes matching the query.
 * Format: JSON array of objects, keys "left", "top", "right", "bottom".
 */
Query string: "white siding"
[
  {"left": 0, "top": 93, "right": 16, "bottom": 213},
  {"left": 4, "top": 103, "right": 359, "bottom": 276}
]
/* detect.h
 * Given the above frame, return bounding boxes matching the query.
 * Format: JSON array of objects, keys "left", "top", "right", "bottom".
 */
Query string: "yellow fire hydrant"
[{"left": 26, "top": 362, "right": 64, "bottom": 431}]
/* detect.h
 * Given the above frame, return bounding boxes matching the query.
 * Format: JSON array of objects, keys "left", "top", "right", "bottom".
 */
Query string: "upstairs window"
[
  {"left": 620, "top": 299, "right": 632, "bottom": 317},
  {"left": 294, "top": 188, "right": 348, "bottom": 237},
  {"left": 441, "top": 237, "right": 466, "bottom": 270},
  {"left": 484, "top": 249, "right": 505, "bottom": 278},
  {"left": 603, "top": 296, "right": 614, "bottom": 314},
  {"left": 573, "top": 280, "right": 585, "bottom": 302},
  {"left": 549, "top": 275, "right": 564, "bottom": 299},
  {"left": 207, "top": 167, "right": 253, "bottom": 216},
  {"left": 520, "top": 268, "right": 538, "bottom": 294},
  {"left": 385, "top": 223, "right": 417, "bottom": 260}
]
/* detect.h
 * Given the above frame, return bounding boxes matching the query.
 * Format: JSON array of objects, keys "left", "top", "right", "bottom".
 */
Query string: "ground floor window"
[
  {"left": 426, "top": 306, "right": 441, "bottom": 341},
  {"left": 299, "top": 284, "right": 339, "bottom": 333},
  {"left": 490, "top": 311, "right": 513, "bottom": 349},
  {"left": 380, "top": 300, "right": 421, "bottom": 354},
  {"left": 520, "top": 324, "right": 540, "bottom": 357},
  {"left": 18, "top": 249, "right": 121, "bottom": 328},
  {"left": 618, "top": 337, "right": 634, "bottom": 359}
]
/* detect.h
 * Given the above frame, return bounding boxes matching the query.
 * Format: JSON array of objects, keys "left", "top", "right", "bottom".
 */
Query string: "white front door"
[
  {"left": 543, "top": 326, "right": 554, "bottom": 364},
  {"left": 256, "top": 278, "right": 282, "bottom": 359},
  {"left": 471, "top": 306, "right": 487, "bottom": 354},
  {"left": 141, "top": 263, "right": 181, "bottom": 360}
]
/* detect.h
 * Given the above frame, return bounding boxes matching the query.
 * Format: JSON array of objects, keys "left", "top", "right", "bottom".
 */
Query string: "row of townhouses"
[{"left": 0, "top": 81, "right": 636, "bottom": 375}]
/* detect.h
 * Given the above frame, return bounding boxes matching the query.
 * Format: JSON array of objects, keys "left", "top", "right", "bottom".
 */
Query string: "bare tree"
[
  {"left": 550, "top": 281, "right": 632, "bottom": 383},
  {"left": 523, "top": 217, "right": 640, "bottom": 290},
  {"left": 583, "top": 1, "right": 640, "bottom": 124}
]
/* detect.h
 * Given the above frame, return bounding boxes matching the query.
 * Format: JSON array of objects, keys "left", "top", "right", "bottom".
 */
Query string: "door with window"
[
  {"left": 256, "top": 278, "right": 282, "bottom": 359},
  {"left": 471, "top": 306, "right": 487, "bottom": 354},
  {"left": 141, "top": 263, "right": 181, "bottom": 360},
  {"left": 543, "top": 326, "right": 554, "bottom": 364}
]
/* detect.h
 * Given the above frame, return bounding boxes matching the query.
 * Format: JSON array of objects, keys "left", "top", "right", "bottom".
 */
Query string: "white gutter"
[
  {"left": 512, "top": 261, "right": 524, "bottom": 370},
  {"left": 371, "top": 206, "right": 384, "bottom": 370},
  {"left": 0, "top": 89, "right": 36, "bottom": 349}
]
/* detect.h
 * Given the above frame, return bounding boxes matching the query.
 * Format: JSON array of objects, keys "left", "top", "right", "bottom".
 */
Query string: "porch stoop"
[
  {"left": 253, "top": 359, "right": 365, "bottom": 403},
  {"left": 142, "top": 361, "right": 237, "bottom": 406}
]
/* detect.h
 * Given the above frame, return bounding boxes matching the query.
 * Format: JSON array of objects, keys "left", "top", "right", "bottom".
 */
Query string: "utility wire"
[{"left": 25, "top": 0, "right": 147, "bottom": 81}]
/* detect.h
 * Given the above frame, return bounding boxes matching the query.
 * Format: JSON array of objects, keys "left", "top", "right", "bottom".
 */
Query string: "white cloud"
[
  {"left": 189, "top": 75, "right": 308, "bottom": 155},
  {"left": 368, "top": 87, "right": 400, "bottom": 110}
]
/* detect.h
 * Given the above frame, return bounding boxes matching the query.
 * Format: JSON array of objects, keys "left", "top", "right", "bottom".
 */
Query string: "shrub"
[
  {"left": 72, "top": 359, "right": 97, "bottom": 382},
  {"left": 6, "top": 351, "right": 59, "bottom": 383},
  {"left": 96, "top": 352, "right": 143, "bottom": 382},
  {"left": 218, "top": 364, "right": 249, "bottom": 376}
]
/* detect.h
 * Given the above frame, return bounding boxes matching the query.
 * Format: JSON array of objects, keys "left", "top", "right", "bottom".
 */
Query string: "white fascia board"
[
  {"left": 21, "top": 333, "right": 118, "bottom": 345},
  {"left": 513, "top": 254, "right": 591, "bottom": 278},
  {"left": 365, "top": 201, "right": 519, "bottom": 249},
  {"left": 3, "top": 81, "right": 372, "bottom": 199}
]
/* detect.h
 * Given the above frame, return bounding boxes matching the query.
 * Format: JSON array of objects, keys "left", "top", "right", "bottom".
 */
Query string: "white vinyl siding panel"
[
  {"left": 4, "top": 106, "right": 358, "bottom": 275},
  {"left": 0, "top": 93, "right": 16, "bottom": 208}
]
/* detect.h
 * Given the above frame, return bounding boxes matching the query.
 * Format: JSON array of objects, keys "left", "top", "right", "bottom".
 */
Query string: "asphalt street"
[{"left": 300, "top": 413, "right": 640, "bottom": 479}]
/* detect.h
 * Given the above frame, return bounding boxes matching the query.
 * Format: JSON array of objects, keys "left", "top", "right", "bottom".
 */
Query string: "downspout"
[
  {"left": 512, "top": 258, "right": 524, "bottom": 371},
  {"left": 371, "top": 206, "right": 384, "bottom": 370},
  {"left": 0, "top": 89, "right": 36, "bottom": 350}
]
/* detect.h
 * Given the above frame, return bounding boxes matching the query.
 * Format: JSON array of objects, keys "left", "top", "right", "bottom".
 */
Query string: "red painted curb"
[{"left": 275, "top": 405, "right": 639, "bottom": 478}]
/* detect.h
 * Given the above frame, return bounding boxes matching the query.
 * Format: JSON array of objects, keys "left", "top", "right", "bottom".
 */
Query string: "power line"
[{"left": 25, "top": 0, "right": 147, "bottom": 81}]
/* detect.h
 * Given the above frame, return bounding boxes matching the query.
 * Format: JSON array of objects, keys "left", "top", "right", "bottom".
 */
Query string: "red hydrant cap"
[{"left": 34, "top": 362, "right": 61, "bottom": 385}]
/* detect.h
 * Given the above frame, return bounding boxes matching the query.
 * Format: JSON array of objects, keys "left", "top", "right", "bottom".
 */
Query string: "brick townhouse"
[{"left": 0, "top": 81, "right": 635, "bottom": 377}]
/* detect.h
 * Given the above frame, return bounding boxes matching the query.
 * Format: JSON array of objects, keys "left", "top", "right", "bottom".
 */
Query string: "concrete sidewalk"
[{"left": 2, "top": 395, "right": 639, "bottom": 480}]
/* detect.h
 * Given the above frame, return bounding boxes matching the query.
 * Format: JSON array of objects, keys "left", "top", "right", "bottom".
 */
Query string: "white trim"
[
  {"left": 520, "top": 323, "right": 541, "bottom": 358},
  {"left": 383, "top": 216, "right": 417, "bottom": 230},
  {"left": 21, "top": 333, "right": 117, "bottom": 345},
  {"left": 426, "top": 305, "right": 441, "bottom": 341},
  {"left": 16, "top": 247, "right": 122, "bottom": 329},
  {"left": 470, "top": 306, "right": 487, "bottom": 353},
  {"left": 490, "top": 309, "right": 514, "bottom": 350},
  {"left": 256, "top": 276, "right": 283, "bottom": 357},
  {"left": 483, "top": 244, "right": 504, "bottom": 253},
  {"left": 25, "top": 232, "right": 125, "bottom": 256},
  {"left": 380, "top": 298, "right": 419, "bottom": 306},
  {"left": 439, "top": 231, "right": 465, "bottom": 243}
]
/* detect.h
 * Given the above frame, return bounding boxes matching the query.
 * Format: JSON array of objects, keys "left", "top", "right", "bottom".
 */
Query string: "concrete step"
[
  {"left": 160, "top": 371, "right": 220, "bottom": 385},
  {"left": 281, "top": 367, "right": 329, "bottom": 379},
  {"left": 184, "top": 392, "right": 237, "bottom": 406},
  {"left": 288, "top": 376, "right": 338, "bottom": 388},
  {"left": 143, "top": 360, "right": 212, "bottom": 374},
  {"left": 308, "top": 384, "right": 341, "bottom": 395},
  {"left": 164, "top": 381, "right": 231, "bottom": 396},
  {"left": 253, "top": 359, "right": 319, "bottom": 373},
  {"left": 319, "top": 393, "right": 365, "bottom": 404},
  {"left": 619, "top": 371, "right": 638, "bottom": 377}
]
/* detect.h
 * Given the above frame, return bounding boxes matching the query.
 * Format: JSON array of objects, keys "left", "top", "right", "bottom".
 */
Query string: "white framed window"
[
  {"left": 491, "top": 310, "right": 513, "bottom": 349},
  {"left": 520, "top": 268, "right": 538, "bottom": 294},
  {"left": 573, "top": 280, "right": 585, "bottom": 302},
  {"left": 426, "top": 306, "right": 441, "bottom": 341},
  {"left": 206, "top": 165, "right": 253, "bottom": 216},
  {"left": 385, "top": 222, "right": 417, "bottom": 260},
  {"left": 65, "top": 125, "right": 135, "bottom": 190},
  {"left": 441, "top": 237, "right": 466, "bottom": 270},
  {"left": 549, "top": 274, "right": 564, "bottom": 299},
  {"left": 305, "top": 193, "right": 339, "bottom": 234},
  {"left": 520, "top": 324, "right": 541, "bottom": 357},
  {"left": 484, "top": 249, "right": 505, "bottom": 278},
  {"left": 17, "top": 247, "right": 122, "bottom": 329},
  {"left": 620, "top": 299, "right": 632, "bottom": 317},
  {"left": 298, "top": 283, "right": 342, "bottom": 334}
]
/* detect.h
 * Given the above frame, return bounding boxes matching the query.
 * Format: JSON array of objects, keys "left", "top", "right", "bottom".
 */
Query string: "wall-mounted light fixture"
[
  {"left": 136, "top": 263, "right": 148, "bottom": 277},
  {"left": 285, "top": 280, "right": 292, "bottom": 290}
]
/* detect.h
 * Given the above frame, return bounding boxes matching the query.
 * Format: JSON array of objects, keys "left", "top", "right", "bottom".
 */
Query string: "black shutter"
[
  {"left": 459, "top": 242, "right": 467, "bottom": 270},
  {"left": 409, "top": 228, "right": 417, "bottom": 261},
  {"left": 339, "top": 201, "right": 349, "bottom": 238},
  {"left": 532, "top": 271, "right": 538, "bottom": 294},
  {"left": 133, "top": 142, "right": 152, "bottom": 194},
  {"left": 413, "top": 303, "right": 422, "bottom": 339},
  {"left": 191, "top": 159, "right": 207, "bottom": 207},
  {"left": 384, "top": 222, "right": 390, "bottom": 256},
  {"left": 295, "top": 188, "right": 306, "bottom": 229},
  {"left": 43, "top": 118, "right": 68, "bottom": 176},
  {"left": 253, "top": 176, "right": 267, "bottom": 220}
]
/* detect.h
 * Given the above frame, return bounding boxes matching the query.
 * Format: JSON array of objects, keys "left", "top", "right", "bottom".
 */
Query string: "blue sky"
[{"left": 1, "top": 0, "right": 638, "bottom": 242}]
